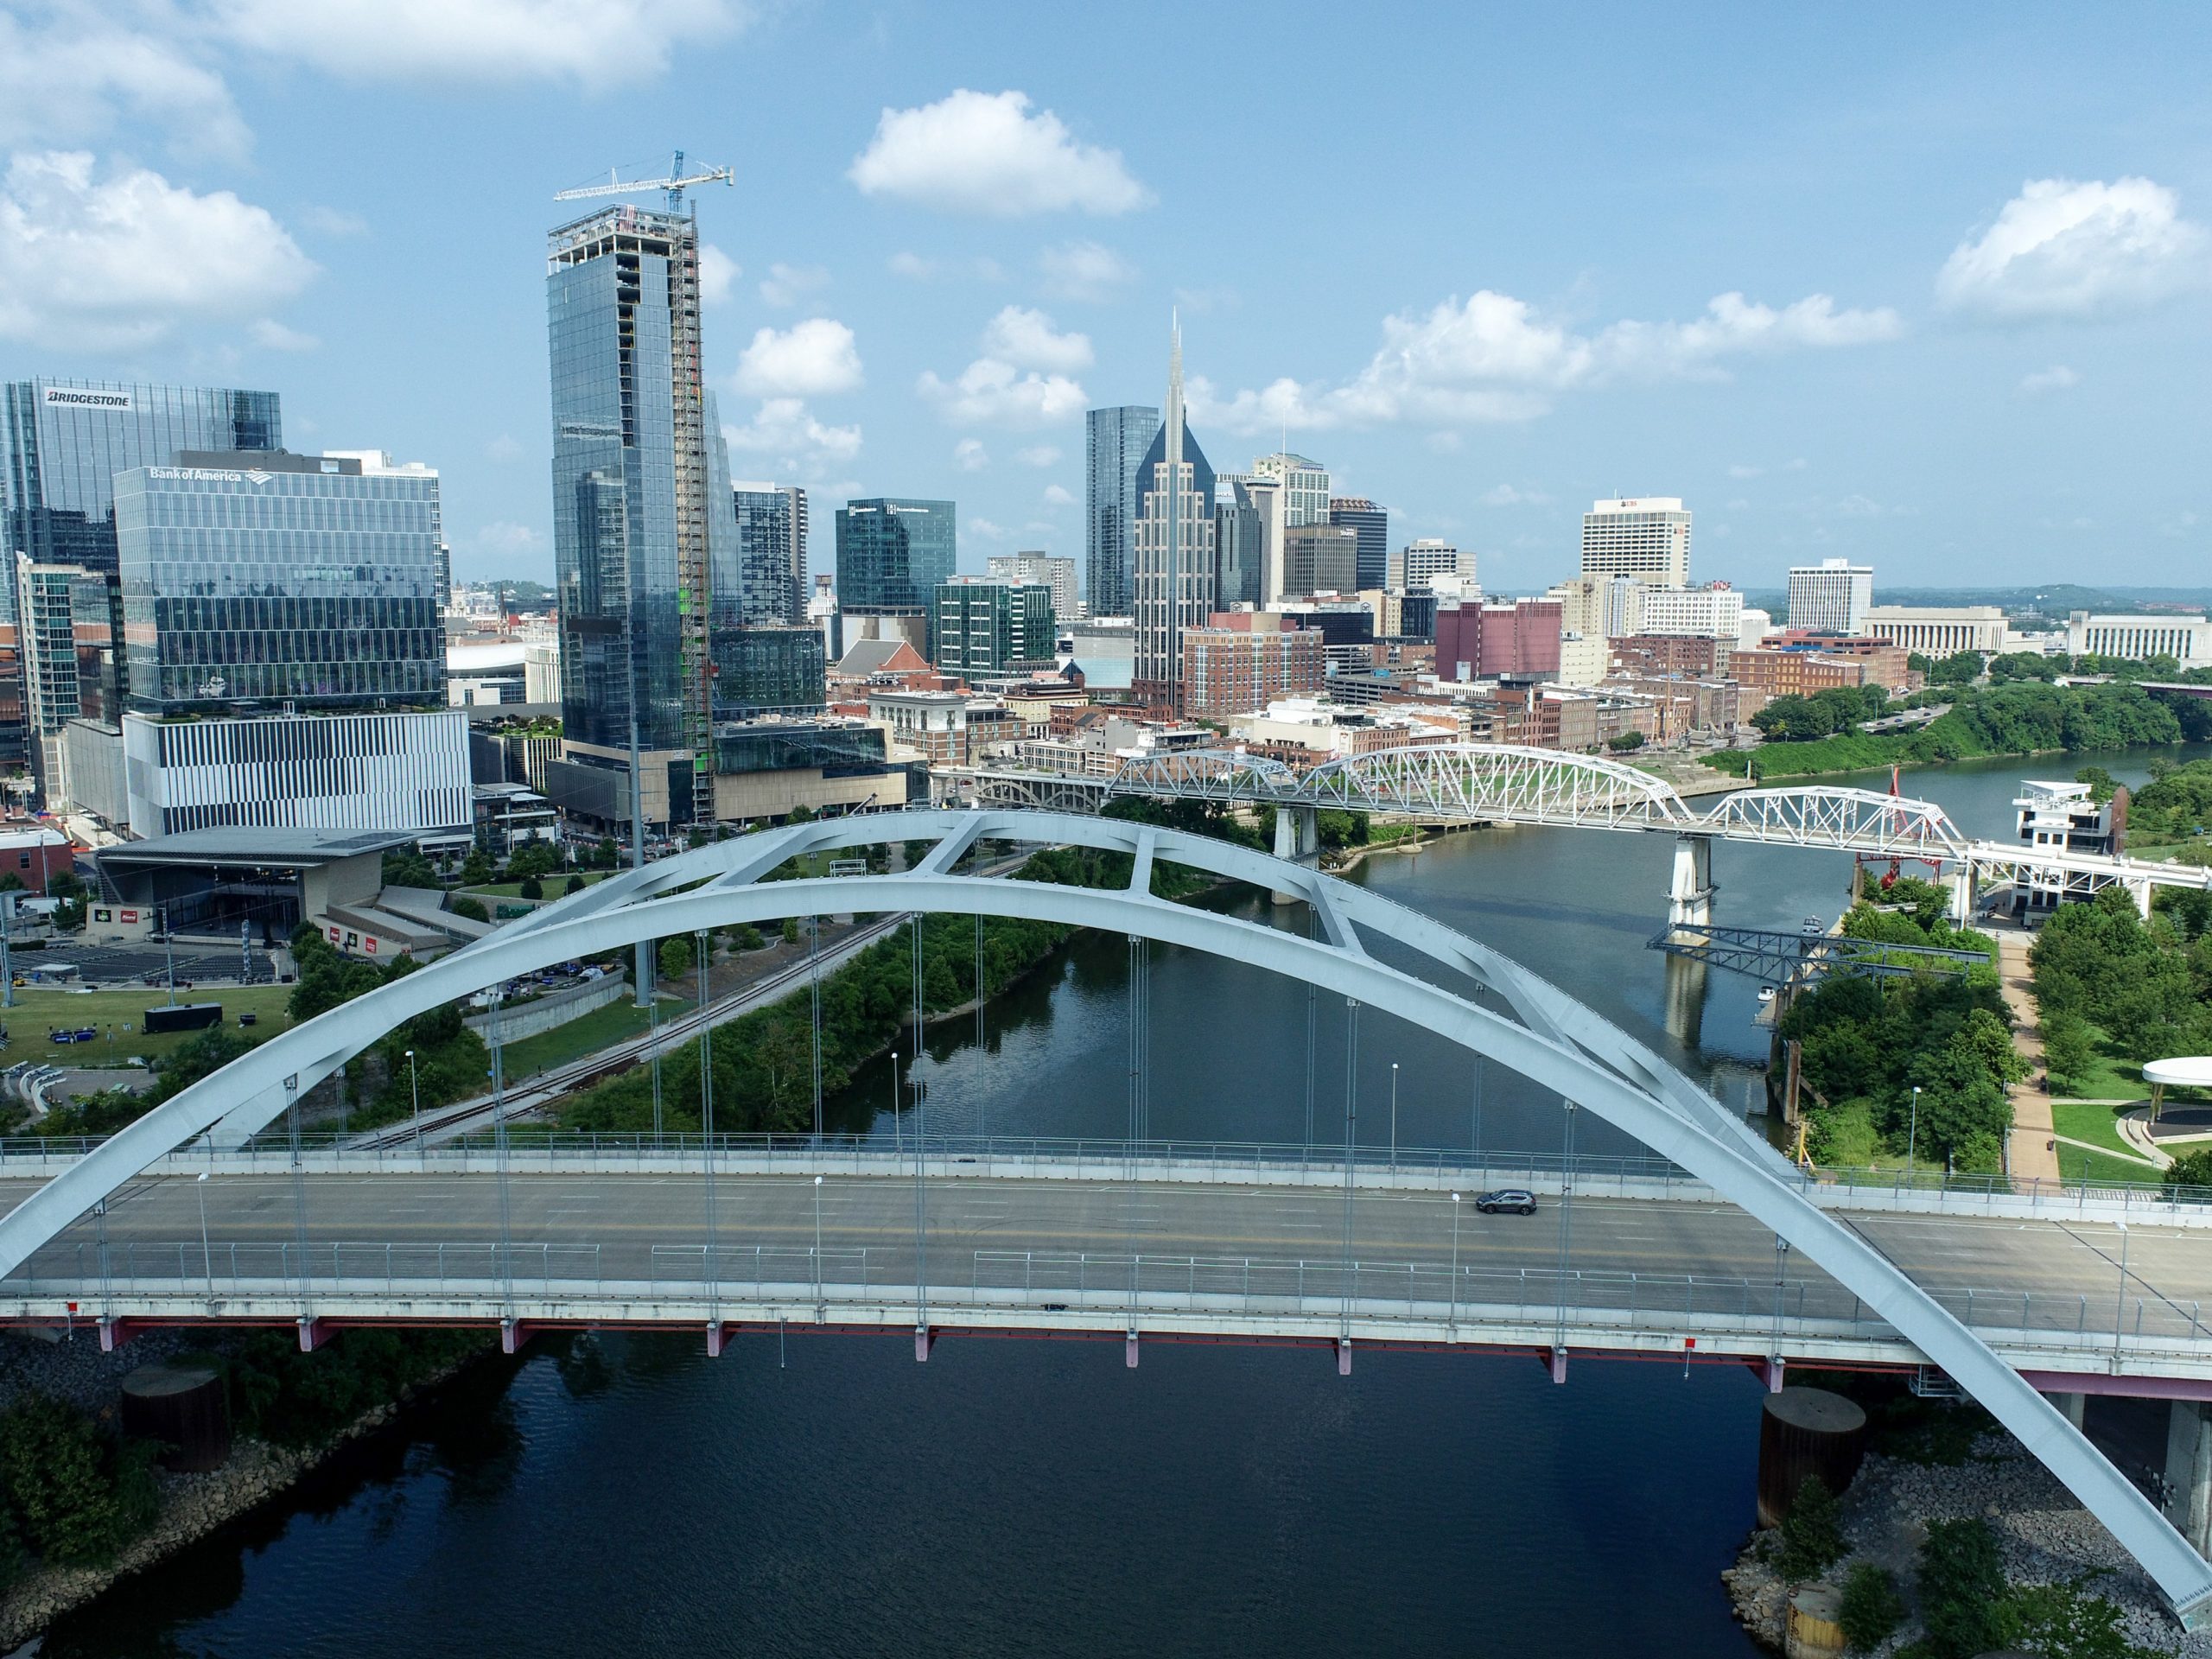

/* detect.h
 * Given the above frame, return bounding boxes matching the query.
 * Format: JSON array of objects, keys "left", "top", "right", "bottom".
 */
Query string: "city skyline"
[{"left": 1, "top": 5, "right": 2208, "bottom": 597}]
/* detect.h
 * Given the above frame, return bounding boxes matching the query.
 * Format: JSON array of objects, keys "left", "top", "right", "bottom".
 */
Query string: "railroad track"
[{"left": 353, "top": 912, "right": 911, "bottom": 1149}]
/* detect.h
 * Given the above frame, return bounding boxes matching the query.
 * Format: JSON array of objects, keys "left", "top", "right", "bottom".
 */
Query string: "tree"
[
  {"left": 0, "top": 873, "right": 23, "bottom": 893},
  {"left": 781, "top": 917, "right": 800, "bottom": 945},
  {"left": 2074, "top": 764, "right": 2120, "bottom": 804},
  {"left": 734, "top": 925, "right": 766, "bottom": 951},
  {"left": 1775, "top": 1475, "right": 1845, "bottom": 1582},
  {"left": 0, "top": 1396, "right": 156, "bottom": 1566},
  {"left": 518, "top": 875, "right": 544, "bottom": 900},
  {"left": 1605, "top": 730, "right": 1646, "bottom": 753},
  {"left": 1916, "top": 1518, "right": 2006, "bottom": 1658},
  {"left": 380, "top": 848, "right": 440, "bottom": 889},
  {"left": 2040, "top": 1010, "right": 2096, "bottom": 1095},
  {"left": 658, "top": 935, "right": 694, "bottom": 982},
  {"left": 1837, "top": 1563, "right": 1904, "bottom": 1653},
  {"left": 459, "top": 848, "right": 496, "bottom": 887},
  {"left": 449, "top": 897, "right": 490, "bottom": 925},
  {"left": 2164, "top": 1147, "right": 2212, "bottom": 1195},
  {"left": 564, "top": 873, "right": 587, "bottom": 895}
]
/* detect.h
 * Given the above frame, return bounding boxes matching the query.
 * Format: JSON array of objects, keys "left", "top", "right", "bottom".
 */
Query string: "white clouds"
[
  {"left": 1039, "top": 239, "right": 1136, "bottom": 301},
  {"left": 1190, "top": 286, "right": 1900, "bottom": 434},
  {"left": 723, "top": 400, "right": 863, "bottom": 474},
  {"left": 1479, "top": 484, "right": 1551, "bottom": 506},
  {"left": 919, "top": 308, "right": 1091, "bottom": 426},
  {"left": 887, "top": 251, "right": 1004, "bottom": 282},
  {"left": 2018, "top": 364, "right": 2081, "bottom": 396},
  {"left": 967, "top": 518, "right": 1009, "bottom": 543},
  {"left": 209, "top": 0, "right": 752, "bottom": 91},
  {"left": 759, "top": 262, "right": 829, "bottom": 308},
  {"left": 734, "top": 317, "right": 863, "bottom": 397},
  {"left": 0, "top": 151, "right": 316, "bottom": 350},
  {"left": 249, "top": 318, "right": 319, "bottom": 352},
  {"left": 1727, "top": 463, "right": 1763, "bottom": 479},
  {"left": 302, "top": 205, "right": 369, "bottom": 237},
  {"left": 472, "top": 521, "right": 545, "bottom": 556},
  {"left": 918, "top": 358, "right": 1087, "bottom": 427},
  {"left": 486, "top": 434, "right": 525, "bottom": 461},
  {"left": 0, "top": 5, "right": 249, "bottom": 162},
  {"left": 698, "top": 245, "right": 741, "bottom": 305},
  {"left": 1016, "top": 445, "right": 1062, "bottom": 467},
  {"left": 1937, "top": 178, "right": 2209, "bottom": 319},
  {"left": 1042, "top": 483, "right": 1076, "bottom": 507},
  {"left": 849, "top": 89, "right": 1150, "bottom": 217},
  {"left": 979, "top": 305, "right": 1093, "bottom": 372},
  {"left": 954, "top": 438, "right": 989, "bottom": 471}
]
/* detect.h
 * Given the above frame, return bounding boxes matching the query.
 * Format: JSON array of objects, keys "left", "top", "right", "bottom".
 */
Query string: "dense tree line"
[
  {"left": 1779, "top": 918, "right": 2022, "bottom": 1171},
  {"left": 1748, "top": 684, "right": 1891, "bottom": 741},
  {"left": 2032, "top": 887, "right": 2212, "bottom": 1093},
  {"left": 1709, "top": 678, "right": 2191, "bottom": 779}
]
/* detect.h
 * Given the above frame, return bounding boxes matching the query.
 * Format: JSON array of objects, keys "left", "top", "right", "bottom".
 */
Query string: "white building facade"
[
  {"left": 1862, "top": 606, "right": 2008, "bottom": 657},
  {"left": 1787, "top": 559, "right": 1874, "bottom": 633},
  {"left": 1580, "top": 498, "right": 1690, "bottom": 586},
  {"left": 2063, "top": 613, "right": 2212, "bottom": 665},
  {"left": 1635, "top": 583, "right": 1745, "bottom": 640}
]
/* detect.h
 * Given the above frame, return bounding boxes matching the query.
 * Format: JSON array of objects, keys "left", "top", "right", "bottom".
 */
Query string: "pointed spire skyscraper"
[{"left": 1131, "top": 314, "right": 1216, "bottom": 713}]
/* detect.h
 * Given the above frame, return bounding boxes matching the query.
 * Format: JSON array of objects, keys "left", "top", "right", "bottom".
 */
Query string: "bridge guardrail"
[
  {"left": 14, "top": 1239, "right": 2207, "bottom": 1355},
  {"left": 3, "top": 1132, "right": 2206, "bottom": 1222}
]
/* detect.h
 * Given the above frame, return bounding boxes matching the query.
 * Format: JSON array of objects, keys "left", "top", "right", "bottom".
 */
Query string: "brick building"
[{"left": 1180, "top": 613, "right": 1326, "bottom": 718}]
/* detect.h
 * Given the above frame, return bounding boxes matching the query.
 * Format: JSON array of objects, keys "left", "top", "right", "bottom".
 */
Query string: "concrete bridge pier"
[
  {"left": 1948, "top": 861, "right": 1980, "bottom": 926},
  {"left": 1272, "top": 804, "right": 1320, "bottom": 906},
  {"left": 1667, "top": 834, "right": 1716, "bottom": 931},
  {"left": 2128, "top": 877, "right": 2156, "bottom": 921},
  {"left": 2165, "top": 1402, "right": 2212, "bottom": 1558}
]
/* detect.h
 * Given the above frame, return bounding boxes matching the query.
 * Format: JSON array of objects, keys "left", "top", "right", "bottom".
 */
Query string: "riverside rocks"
[
  {"left": 0, "top": 1333, "right": 478, "bottom": 1651},
  {"left": 1725, "top": 1428, "right": 2212, "bottom": 1656}
]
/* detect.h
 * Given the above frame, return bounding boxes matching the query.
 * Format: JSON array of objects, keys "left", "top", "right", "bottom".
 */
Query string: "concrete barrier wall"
[{"left": 462, "top": 973, "right": 628, "bottom": 1045}]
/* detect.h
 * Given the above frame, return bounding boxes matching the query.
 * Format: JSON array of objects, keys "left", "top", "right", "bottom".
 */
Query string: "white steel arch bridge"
[{"left": 0, "top": 810, "right": 2208, "bottom": 1621}]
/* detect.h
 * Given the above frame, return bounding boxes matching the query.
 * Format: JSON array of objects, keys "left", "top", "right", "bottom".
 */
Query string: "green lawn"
[
  {"left": 2063, "top": 1024, "right": 2149, "bottom": 1103},
  {"left": 496, "top": 990, "right": 695, "bottom": 1079},
  {"left": 2052, "top": 1098, "right": 2139, "bottom": 1156},
  {"left": 460, "top": 871, "right": 615, "bottom": 900},
  {"left": 2057, "top": 1144, "right": 2164, "bottom": 1186},
  {"left": 0, "top": 983, "right": 296, "bottom": 1068}
]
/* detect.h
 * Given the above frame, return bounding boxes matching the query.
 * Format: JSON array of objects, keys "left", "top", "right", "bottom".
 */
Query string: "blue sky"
[{"left": 3, "top": 1, "right": 2209, "bottom": 596}]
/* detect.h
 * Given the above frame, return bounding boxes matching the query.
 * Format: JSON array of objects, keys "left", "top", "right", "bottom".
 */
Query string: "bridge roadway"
[{"left": 10, "top": 1161, "right": 2212, "bottom": 1387}]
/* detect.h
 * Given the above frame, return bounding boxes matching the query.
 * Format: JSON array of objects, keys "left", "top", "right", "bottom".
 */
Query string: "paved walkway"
[{"left": 1993, "top": 926, "right": 2064, "bottom": 1185}]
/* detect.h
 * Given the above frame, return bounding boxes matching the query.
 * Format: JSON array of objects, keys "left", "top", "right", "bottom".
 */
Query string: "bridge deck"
[{"left": 11, "top": 1166, "right": 2210, "bottom": 1382}]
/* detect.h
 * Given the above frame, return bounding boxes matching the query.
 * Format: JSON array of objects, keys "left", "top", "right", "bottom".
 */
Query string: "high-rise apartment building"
[
  {"left": 14, "top": 557, "right": 116, "bottom": 798},
  {"left": 1389, "top": 539, "right": 1471, "bottom": 591},
  {"left": 1251, "top": 452, "right": 1331, "bottom": 526},
  {"left": 1327, "top": 497, "right": 1389, "bottom": 591},
  {"left": 1787, "top": 559, "right": 1874, "bottom": 633},
  {"left": 1434, "top": 598, "right": 1565, "bottom": 682},
  {"left": 1181, "top": 612, "right": 1326, "bottom": 718},
  {"left": 1282, "top": 524, "right": 1359, "bottom": 597},
  {"left": 729, "top": 483, "right": 809, "bottom": 626},
  {"left": 1084, "top": 405, "right": 1161, "bottom": 617},
  {"left": 1130, "top": 326, "right": 1216, "bottom": 709},
  {"left": 987, "top": 552, "right": 1078, "bottom": 621},
  {"left": 931, "top": 577, "right": 1056, "bottom": 677},
  {"left": 1580, "top": 497, "right": 1691, "bottom": 586},
  {"left": 547, "top": 201, "right": 720, "bottom": 830}
]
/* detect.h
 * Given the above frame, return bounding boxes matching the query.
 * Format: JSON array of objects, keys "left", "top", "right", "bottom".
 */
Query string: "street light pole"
[
  {"left": 1448, "top": 1191, "right": 1461, "bottom": 1342},
  {"left": 890, "top": 1050, "right": 901, "bottom": 1155},
  {"left": 1389, "top": 1062, "right": 1400, "bottom": 1173},
  {"left": 195, "top": 1169, "right": 213, "bottom": 1296},
  {"left": 405, "top": 1048, "right": 421, "bottom": 1160},
  {"left": 1906, "top": 1084, "right": 1922, "bottom": 1182},
  {"left": 813, "top": 1173, "right": 824, "bottom": 1319},
  {"left": 2113, "top": 1218, "right": 2132, "bottom": 1361}
]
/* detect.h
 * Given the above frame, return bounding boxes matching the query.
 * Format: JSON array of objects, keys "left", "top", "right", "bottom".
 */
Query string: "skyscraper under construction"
[{"left": 545, "top": 197, "right": 734, "bottom": 830}]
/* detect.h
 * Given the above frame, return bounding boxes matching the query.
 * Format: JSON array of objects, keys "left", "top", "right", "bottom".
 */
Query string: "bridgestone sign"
[{"left": 41, "top": 387, "right": 134, "bottom": 412}]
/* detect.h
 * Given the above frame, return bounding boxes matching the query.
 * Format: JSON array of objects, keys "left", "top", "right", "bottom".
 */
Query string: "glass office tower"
[
  {"left": 1327, "top": 497, "right": 1389, "bottom": 591},
  {"left": 0, "top": 378, "right": 279, "bottom": 774},
  {"left": 547, "top": 203, "right": 716, "bottom": 827},
  {"left": 115, "top": 451, "right": 444, "bottom": 712},
  {"left": 834, "top": 499, "right": 957, "bottom": 613},
  {"left": 730, "top": 482, "right": 808, "bottom": 626},
  {"left": 1085, "top": 404, "right": 1160, "bottom": 618}
]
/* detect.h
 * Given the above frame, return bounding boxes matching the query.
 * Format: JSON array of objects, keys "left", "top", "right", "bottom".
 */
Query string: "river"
[{"left": 40, "top": 743, "right": 2211, "bottom": 1658}]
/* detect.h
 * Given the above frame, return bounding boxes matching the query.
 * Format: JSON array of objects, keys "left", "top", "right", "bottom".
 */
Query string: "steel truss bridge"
[
  {"left": 939, "top": 745, "right": 2212, "bottom": 918},
  {"left": 1650, "top": 922, "right": 1991, "bottom": 985},
  {"left": 1, "top": 810, "right": 2209, "bottom": 1622}
]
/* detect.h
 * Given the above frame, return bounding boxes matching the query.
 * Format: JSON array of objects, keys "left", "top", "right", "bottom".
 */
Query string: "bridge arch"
[
  {"left": 0, "top": 808, "right": 2202, "bottom": 1619},
  {"left": 1300, "top": 742, "right": 1693, "bottom": 827}
]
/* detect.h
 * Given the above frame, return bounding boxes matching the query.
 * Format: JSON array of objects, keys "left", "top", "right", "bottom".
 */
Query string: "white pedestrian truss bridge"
[{"left": 0, "top": 807, "right": 2209, "bottom": 1623}]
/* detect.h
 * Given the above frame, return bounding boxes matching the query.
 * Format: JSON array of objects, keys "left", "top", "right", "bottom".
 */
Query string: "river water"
[{"left": 41, "top": 744, "right": 2211, "bottom": 1658}]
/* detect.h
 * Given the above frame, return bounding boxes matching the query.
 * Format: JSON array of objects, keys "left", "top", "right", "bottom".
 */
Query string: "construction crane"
[{"left": 553, "top": 150, "right": 734, "bottom": 217}]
